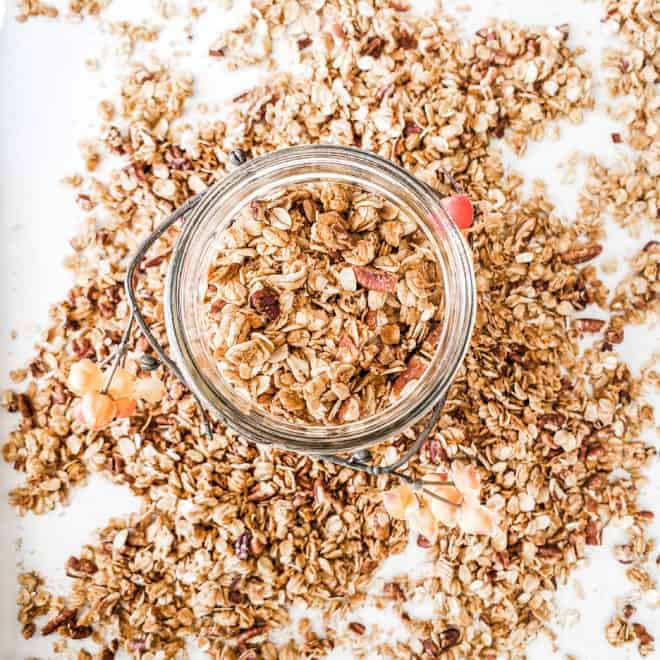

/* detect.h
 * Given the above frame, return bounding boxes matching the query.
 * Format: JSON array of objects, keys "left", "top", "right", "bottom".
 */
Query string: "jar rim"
[{"left": 165, "top": 145, "right": 476, "bottom": 454}]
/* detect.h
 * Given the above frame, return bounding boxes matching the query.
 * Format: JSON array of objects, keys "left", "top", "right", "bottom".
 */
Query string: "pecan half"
[
  {"left": 425, "top": 438, "right": 448, "bottom": 464},
  {"left": 42, "top": 607, "right": 77, "bottom": 635},
  {"left": 210, "top": 299, "right": 227, "bottom": 314},
  {"left": 560, "top": 244, "right": 603, "bottom": 265},
  {"left": 249, "top": 286, "right": 280, "bottom": 321},
  {"left": 353, "top": 266, "right": 397, "bottom": 292},
  {"left": 348, "top": 622, "right": 366, "bottom": 635}
]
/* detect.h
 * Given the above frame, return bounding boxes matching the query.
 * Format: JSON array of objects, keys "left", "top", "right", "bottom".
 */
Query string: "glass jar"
[{"left": 165, "top": 145, "right": 476, "bottom": 455}]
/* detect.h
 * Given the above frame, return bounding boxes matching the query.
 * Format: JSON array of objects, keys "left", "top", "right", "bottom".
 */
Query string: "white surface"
[{"left": 0, "top": 1, "right": 658, "bottom": 658}]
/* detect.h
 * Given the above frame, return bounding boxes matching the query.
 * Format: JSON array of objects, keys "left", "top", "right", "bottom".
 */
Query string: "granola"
[
  {"left": 2, "top": 0, "right": 658, "bottom": 658},
  {"left": 203, "top": 181, "right": 444, "bottom": 425}
]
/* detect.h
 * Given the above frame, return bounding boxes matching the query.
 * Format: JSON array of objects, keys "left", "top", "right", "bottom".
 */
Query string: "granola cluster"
[
  {"left": 204, "top": 182, "right": 443, "bottom": 425},
  {"left": 3, "top": 0, "right": 658, "bottom": 658},
  {"left": 16, "top": 0, "right": 111, "bottom": 21},
  {"left": 601, "top": 0, "right": 659, "bottom": 151}
]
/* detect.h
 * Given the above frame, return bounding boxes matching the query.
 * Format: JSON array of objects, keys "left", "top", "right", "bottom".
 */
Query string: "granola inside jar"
[
  {"left": 166, "top": 145, "right": 476, "bottom": 454},
  {"left": 202, "top": 180, "right": 445, "bottom": 426}
]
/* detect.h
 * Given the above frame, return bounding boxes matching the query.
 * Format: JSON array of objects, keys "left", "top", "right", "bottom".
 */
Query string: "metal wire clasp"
[{"left": 110, "top": 148, "right": 461, "bottom": 482}]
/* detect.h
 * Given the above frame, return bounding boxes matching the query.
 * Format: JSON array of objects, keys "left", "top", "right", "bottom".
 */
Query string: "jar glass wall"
[{"left": 165, "top": 145, "right": 476, "bottom": 454}]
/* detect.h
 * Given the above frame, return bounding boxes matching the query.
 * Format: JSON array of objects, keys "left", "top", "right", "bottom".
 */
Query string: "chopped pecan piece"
[
  {"left": 383, "top": 582, "right": 405, "bottom": 600},
  {"left": 210, "top": 299, "right": 227, "bottom": 314},
  {"left": 537, "top": 544, "right": 563, "bottom": 559},
  {"left": 68, "top": 624, "right": 93, "bottom": 639},
  {"left": 585, "top": 518, "right": 602, "bottom": 545},
  {"left": 537, "top": 413, "right": 566, "bottom": 429},
  {"left": 235, "top": 532, "right": 251, "bottom": 560},
  {"left": 337, "top": 396, "right": 360, "bottom": 423},
  {"left": 361, "top": 36, "right": 385, "bottom": 58},
  {"left": 632, "top": 623, "right": 654, "bottom": 644},
  {"left": 605, "top": 328, "right": 624, "bottom": 344},
  {"left": 404, "top": 120, "right": 421, "bottom": 135},
  {"left": 574, "top": 318, "right": 605, "bottom": 332},
  {"left": 21, "top": 623, "right": 35, "bottom": 639},
  {"left": 348, "top": 622, "right": 366, "bottom": 635},
  {"left": 353, "top": 266, "right": 397, "bottom": 292},
  {"left": 66, "top": 556, "right": 98, "bottom": 576},
  {"left": 236, "top": 624, "right": 267, "bottom": 645},
  {"left": 249, "top": 286, "right": 280, "bottom": 321},
  {"left": 392, "top": 355, "right": 428, "bottom": 398},
  {"left": 439, "top": 627, "right": 461, "bottom": 649},
  {"left": 337, "top": 334, "right": 359, "bottom": 363}
]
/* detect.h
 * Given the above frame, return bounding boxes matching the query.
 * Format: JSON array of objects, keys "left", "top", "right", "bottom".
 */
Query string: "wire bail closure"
[{"left": 115, "top": 149, "right": 463, "bottom": 482}]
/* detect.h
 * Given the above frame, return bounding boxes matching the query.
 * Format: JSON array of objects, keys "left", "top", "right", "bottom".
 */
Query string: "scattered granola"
[
  {"left": 16, "top": 0, "right": 112, "bottom": 21},
  {"left": 3, "top": 0, "right": 658, "bottom": 658},
  {"left": 16, "top": 0, "right": 58, "bottom": 21},
  {"left": 203, "top": 181, "right": 444, "bottom": 425},
  {"left": 600, "top": 0, "right": 658, "bottom": 150}
]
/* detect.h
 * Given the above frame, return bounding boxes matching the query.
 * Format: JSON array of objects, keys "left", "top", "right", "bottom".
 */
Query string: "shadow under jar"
[{"left": 165, "top": 145, "right": 476, "bottom": 456}]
